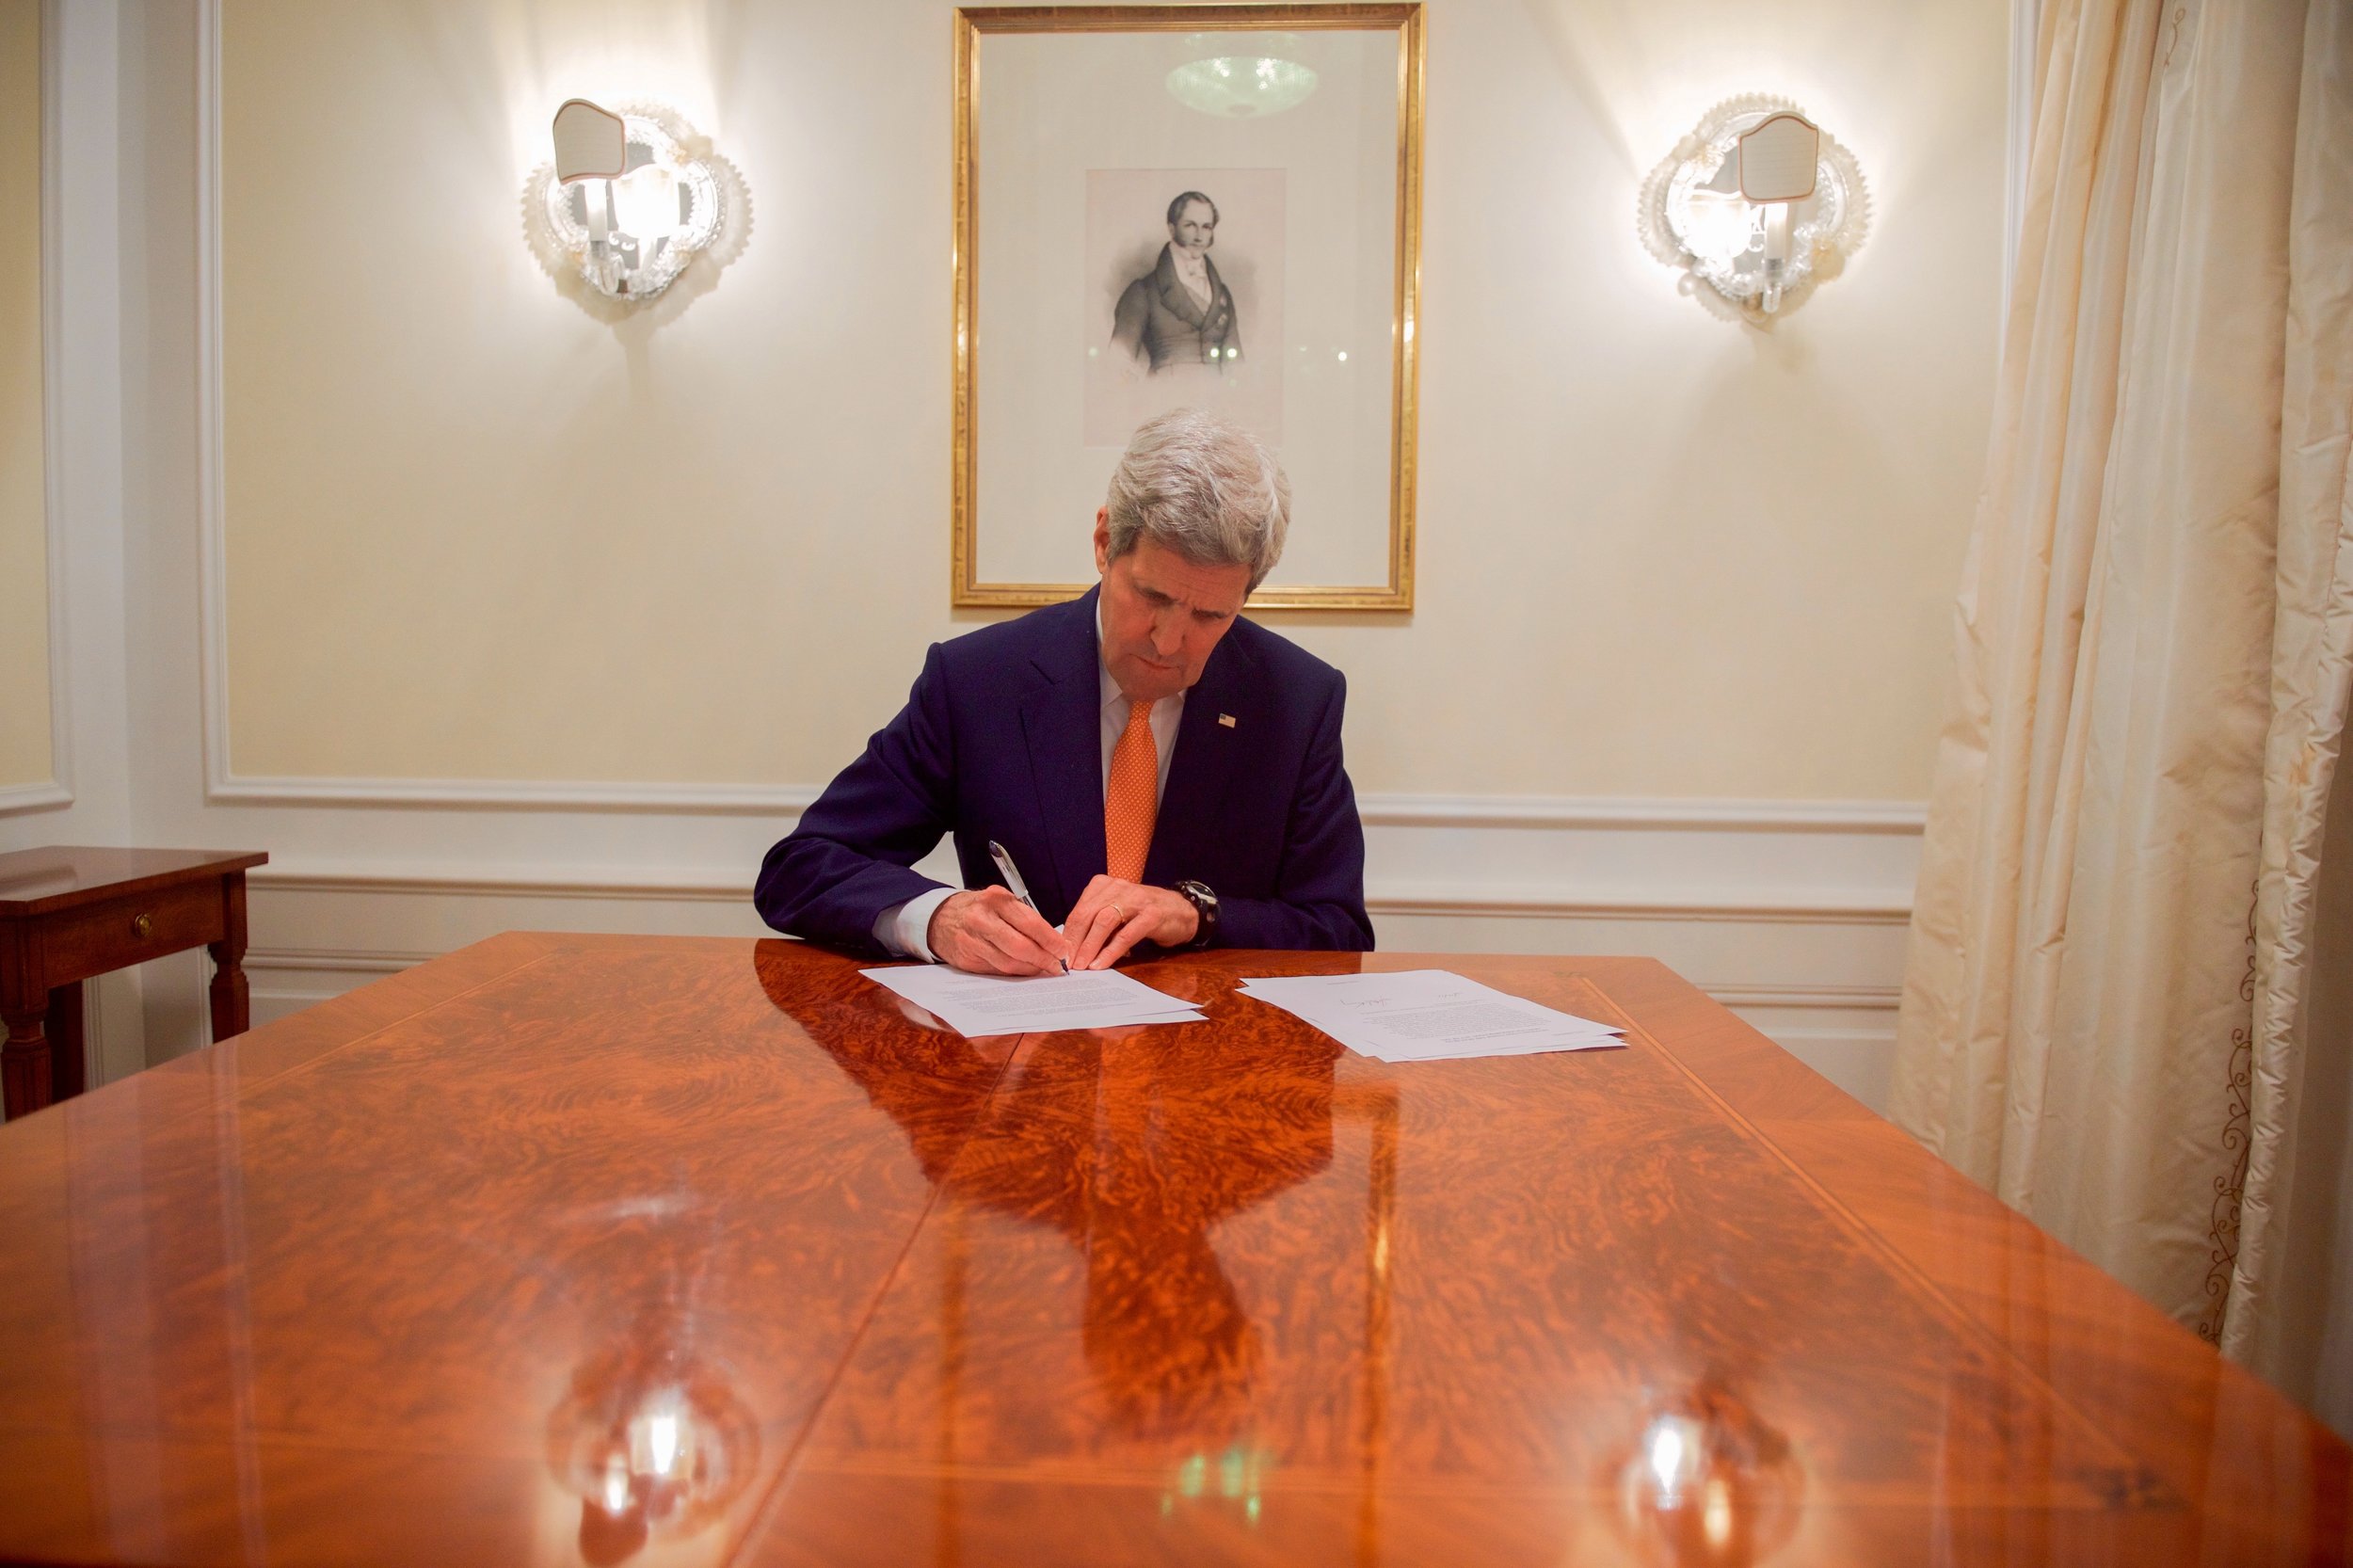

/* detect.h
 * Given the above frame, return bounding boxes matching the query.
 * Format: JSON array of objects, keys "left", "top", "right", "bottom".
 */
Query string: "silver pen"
[{"left": 986, "top": 840, "right": 1068, "bottom": 972}]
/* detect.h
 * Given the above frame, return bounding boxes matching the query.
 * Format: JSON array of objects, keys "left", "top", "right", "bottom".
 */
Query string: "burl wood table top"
[{"left": 0, "top": 935, "right": 2340, "bottom": 1566}]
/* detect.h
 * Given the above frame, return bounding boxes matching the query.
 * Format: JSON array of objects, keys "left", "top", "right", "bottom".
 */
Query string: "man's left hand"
[{"left": 1064, "top": 876, "right": 1197, "bottom": 969}]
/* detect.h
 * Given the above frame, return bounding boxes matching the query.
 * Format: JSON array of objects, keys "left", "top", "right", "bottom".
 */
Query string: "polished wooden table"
[
  {"left": 0, "top": 935, "right": 2342, "bottom": 1566},
  {"left": 0, "top": 846, "right": 267, "bottom": 1120}
]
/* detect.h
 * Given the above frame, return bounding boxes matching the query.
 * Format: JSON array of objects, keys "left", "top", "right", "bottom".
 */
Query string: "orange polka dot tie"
[{"left": 1105, "top": 697, "right": 1159, "bottom": 883}]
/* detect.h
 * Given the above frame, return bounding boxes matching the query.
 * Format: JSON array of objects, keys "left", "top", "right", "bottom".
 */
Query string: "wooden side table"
[{"left": 0, "top": 846, "right": 268, "bottom": 1120}]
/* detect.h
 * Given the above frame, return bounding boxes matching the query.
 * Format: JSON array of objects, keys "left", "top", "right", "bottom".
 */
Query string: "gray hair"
[{"left": 1103, "top": 409, "right": 1289, "bottom": 592}]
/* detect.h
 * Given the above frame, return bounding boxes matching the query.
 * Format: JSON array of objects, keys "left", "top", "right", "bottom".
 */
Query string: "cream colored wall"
[
  {"left": 0, "top": 0, "right": 52, "bottom": 789},
  {"left": 219, "top": 0, "right": 2003, "bottom": 799}
]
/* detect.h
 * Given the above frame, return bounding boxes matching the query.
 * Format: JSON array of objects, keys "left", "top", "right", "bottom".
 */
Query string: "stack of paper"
[
  {"left": 860, "top": 964, "right": 1204, "bottom": 1037},
  {"left": 1238, "top": 969, "right": 1625, "bottom": 1063}
]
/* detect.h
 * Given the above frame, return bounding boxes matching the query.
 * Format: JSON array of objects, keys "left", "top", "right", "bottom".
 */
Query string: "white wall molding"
[
  {"left": 1367, "top": 886, "right": 1908, "bottom": 923},
  {"left": 193, "top": 0, "right": 231, "bottom": 808},
  {"left": 37, "top": 0, "right": 73, "bottom": 810},
  {"left": 0, "top": 781, "right": 75, "bottom": 816},
  {"left": 208, "top": 776, "right": 825, "bottom": 813},
  {"left": 246, "top": 948, "right": 416, "bottom": 975},
  {"left": 252, "top": 862, "right": 757, "bottom": 903},
  {"left": 1366, "top": 795, "right": 1923, "bottom": 832},
  {"left": 248, "top": 858, "right": 1915, "bottom": 923},
  {"left": 8, "top": 0, "right": 76, "bottom": 819},
  {"left": 1705, "top": 981, "right": 1900, "bottom": 1011},
  {"left": 205, "top": 765, "right": 1927, "bottom": 831}
]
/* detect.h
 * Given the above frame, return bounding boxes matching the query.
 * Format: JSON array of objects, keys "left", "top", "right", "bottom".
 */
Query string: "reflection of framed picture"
[{"left": 952, "top": 4, "right": 1424, "bottom": 610}]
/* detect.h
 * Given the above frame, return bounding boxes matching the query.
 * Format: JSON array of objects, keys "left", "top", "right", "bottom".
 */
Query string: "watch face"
[{"left": 1176, "top": 881, "right": 1216, "bottom": 946}]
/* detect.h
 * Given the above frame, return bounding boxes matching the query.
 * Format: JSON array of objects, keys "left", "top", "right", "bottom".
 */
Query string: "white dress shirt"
[
  {"left": 1171, "top": 247, "right": 1214, "bottom": 312},
  {"left": 873, "top": 603, "right": 1182, "bottom": 960}
]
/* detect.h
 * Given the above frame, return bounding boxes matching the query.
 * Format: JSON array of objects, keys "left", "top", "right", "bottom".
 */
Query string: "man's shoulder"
[
  {"left": 931, "top": 594, "right": 1089, "bottom": 675},
  {"left": 1224, "top": 614, "right": 1344, "bottom": 694}
]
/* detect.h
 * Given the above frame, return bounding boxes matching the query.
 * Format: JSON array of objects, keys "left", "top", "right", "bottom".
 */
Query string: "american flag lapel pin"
[{"left": 1218, "top": 713, "right": 1237, "bottom": 728}]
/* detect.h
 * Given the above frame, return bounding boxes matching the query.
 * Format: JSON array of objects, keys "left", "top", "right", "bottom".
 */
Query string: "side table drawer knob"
[{"left": 131, "top": 912, "right": 154, "bottom": 940}]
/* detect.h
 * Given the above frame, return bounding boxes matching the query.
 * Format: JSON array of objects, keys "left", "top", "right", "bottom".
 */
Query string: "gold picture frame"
[{"left": 952, "top": 4, "right": 1424, "bottom": 611}]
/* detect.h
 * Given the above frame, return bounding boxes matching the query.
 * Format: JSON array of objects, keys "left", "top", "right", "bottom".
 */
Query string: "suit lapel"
[
  {"left": 1019, "top": 590, "right": 1108, "bottom": 917},
  {"left": 1153, "top": 246, "right": 1210, "bottom": 329},
  {"left": 1144, "top": 632, "right": 1258, "bottom": 887}
]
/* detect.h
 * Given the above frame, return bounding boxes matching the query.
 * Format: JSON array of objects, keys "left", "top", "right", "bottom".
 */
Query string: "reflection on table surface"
[{"left": 0, "top": 933, "right": 2339, "bottom": 1567}]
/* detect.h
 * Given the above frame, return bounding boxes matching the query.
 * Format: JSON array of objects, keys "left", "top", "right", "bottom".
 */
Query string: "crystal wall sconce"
[
  {"left": 525, "top": 100, "right": 737, "bottom": 305},
  {"left": 1638, "top": 95, "right": 1868, "bottom": 320}
]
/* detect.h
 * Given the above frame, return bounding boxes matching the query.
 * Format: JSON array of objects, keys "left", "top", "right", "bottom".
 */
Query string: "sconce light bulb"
[{"left": 613, "top": 165, "right": 679, "bottom": 248}]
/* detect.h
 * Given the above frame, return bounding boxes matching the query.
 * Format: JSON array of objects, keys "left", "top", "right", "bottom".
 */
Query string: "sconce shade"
[
  {"left": 552, "top": 100, "right": 627, "bottom": 183},
  {"left": 1737, "top": 113, "right": 1818, "bottom": 202}
]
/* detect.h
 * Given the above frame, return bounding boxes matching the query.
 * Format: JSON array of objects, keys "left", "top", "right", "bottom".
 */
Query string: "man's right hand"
[{"left": 925, "top": 887, "right": 1070, "bottom": 976}]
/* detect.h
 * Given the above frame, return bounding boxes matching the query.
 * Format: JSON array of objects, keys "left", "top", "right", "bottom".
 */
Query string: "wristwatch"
[{"left": 1175, "top": 880, "right": 1219, "bottom": 950}]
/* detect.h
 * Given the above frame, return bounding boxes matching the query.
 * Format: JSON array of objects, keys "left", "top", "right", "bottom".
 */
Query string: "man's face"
[
  {"left": 1167, "top": 200, "right": 1217, "bottom": 255},
  {"left": 1094, "top": 511, "right": 1252, "bottom": 704}
]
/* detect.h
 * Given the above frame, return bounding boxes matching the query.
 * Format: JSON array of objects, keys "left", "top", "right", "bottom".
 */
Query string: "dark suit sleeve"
[
  {"left": 1216, "top": 672, "right": 1374, "bottom": 952},
  {"left": 1111, "top": 279, "right": 1150, "bottom": 360},
  {"left": 754, "top": 644, "right": 960, "bottom": 956}
]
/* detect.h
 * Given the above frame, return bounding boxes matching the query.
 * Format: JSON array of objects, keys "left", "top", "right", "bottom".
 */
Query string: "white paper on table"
[
  {"left": 860, "top": 964, "right": 1202, "bottom": 1037},
  {"left": 1236, "top": 970, "right": 1624, "bottom": 1062}
]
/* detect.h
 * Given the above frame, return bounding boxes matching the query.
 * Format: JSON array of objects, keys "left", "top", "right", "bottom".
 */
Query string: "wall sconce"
[
  {"left": 1165, "top": 33, "right": 1319, "bottom": 118},
  {"left": 1638, "top": 95, "right": 1867, "bottom": 321},
  {"left": 527, "top": 100, "right": 730, "bottom": 305}
]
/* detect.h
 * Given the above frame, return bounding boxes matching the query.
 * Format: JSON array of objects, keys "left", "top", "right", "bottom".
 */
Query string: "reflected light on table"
[
  {"left": 547, "top": 1330, "right": 760, "bottom": 1565},
  {"left": 1160, "top": 1443, "right": 1277, "bottom": 1528},
  {"left": 1610, "top": 1382, "right": 1804, "bottom": 1567}
]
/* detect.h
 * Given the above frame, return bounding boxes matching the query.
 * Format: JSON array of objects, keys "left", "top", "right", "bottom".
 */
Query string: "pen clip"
[
  {"left": 986, "top": 840, "right": 1035, "bottom": 906},
  {"left": 986, "top": 840, "right": 1069, "bottom": 972}
]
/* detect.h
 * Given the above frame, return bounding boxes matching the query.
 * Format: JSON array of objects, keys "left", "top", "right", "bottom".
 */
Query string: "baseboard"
[{"left": 0, "top": 780, "right": 73, "bottom": 816}]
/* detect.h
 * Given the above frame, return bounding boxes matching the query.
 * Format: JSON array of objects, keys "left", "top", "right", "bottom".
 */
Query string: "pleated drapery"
[
  {"left": 1894, "top": 0, "right": 2353, "bottom": 1401},
  {"left": 2225, "top": 1, "right": 2353, "bottom": 1419}
]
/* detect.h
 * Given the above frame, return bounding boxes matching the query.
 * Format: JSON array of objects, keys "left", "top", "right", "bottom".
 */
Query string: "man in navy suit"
[{"left": 756, "top": 409, "right": 1371, "bottom": 974}]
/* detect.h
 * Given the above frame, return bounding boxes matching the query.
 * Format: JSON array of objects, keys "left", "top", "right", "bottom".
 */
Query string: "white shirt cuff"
[{"left": 874, "top": 888, "right": 956, "bottom": 962}]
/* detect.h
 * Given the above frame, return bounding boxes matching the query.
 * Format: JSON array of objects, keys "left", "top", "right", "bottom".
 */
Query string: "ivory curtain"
[
  {"left": 2225, "top": 1, "right": 2353, "bottom": 1416},
  {"left": 1893, "top": 0, "right": 2353, "bottom": 1410}
]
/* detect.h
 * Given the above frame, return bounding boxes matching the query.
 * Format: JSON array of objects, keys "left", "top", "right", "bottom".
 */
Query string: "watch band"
[{"left": 1176, "top": 880, "right": 1218, "bottom": 950}]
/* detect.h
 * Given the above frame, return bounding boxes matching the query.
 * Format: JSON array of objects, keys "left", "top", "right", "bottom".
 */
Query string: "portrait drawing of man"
[{"left": 1111, "top": 190, "right": 1242, "bottom": 374}]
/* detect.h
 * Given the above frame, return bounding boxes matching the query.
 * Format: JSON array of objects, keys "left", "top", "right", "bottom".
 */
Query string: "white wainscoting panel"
[{"left": 213, "top": 797, "right": 1918, "bottom": 1112}]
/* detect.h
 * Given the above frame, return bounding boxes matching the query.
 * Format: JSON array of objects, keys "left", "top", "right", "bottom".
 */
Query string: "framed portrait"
[{"left": 952, "top": 4, "right": 1425, "bottom": 610}]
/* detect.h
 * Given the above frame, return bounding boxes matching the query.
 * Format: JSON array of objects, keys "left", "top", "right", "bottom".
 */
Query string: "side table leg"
[
  {"left": 209, "top": 872, "right": 251, "bottom": 1042},
  {"left": 47, "top": 983, "right": 86, "bottom": 1100},
  {"left": 4, "top": 1004, "right": 52, "bottom": 1121}
]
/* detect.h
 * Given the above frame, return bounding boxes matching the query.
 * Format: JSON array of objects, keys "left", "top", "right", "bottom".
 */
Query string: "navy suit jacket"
[{"left": 756, "top": 588, "right": 1372, "bottom": 958}]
